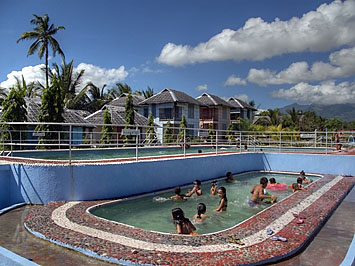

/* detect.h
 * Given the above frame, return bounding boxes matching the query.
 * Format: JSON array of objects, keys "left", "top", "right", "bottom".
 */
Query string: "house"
[
  {"left": 107, "top": 93, "right": 145, "bottom": 115},
  {"left": 196, "top": 93, "right": 233, "bottom": 137},
  {"left": 139, "top": 88, "right": 201, "bottom": 142},
  {"left": 84, "top": 105, "right": 149, "bottom": 145},
  {"left": 24, "top": 97, "right": 94, "bottom": 147},
  {"left": 228, "top": 98, "right": 257, "bottom": 123}
]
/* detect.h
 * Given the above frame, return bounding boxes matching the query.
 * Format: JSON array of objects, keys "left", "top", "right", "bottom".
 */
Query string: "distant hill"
[{"left": 279, "top": 103, "right": 355, "bottom": 122}]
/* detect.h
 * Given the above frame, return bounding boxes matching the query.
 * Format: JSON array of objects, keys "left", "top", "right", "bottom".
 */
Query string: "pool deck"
[{"left": 24, "top": 173, "right": 355, "bottom": 266}]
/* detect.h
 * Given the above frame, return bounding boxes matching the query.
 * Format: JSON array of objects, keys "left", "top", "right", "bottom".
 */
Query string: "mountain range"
[{"left": 279, "top": 103, "right": 355, "bottom": 122}]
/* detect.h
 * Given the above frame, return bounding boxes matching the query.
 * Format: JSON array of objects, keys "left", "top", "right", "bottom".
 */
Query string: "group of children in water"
[{"left": 171, "top": 170, "right": 312, "bottom": 234}]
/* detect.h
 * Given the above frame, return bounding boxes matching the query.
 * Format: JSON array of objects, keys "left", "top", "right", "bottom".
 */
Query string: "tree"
[
  {"left": 0, "top": 87, "right": 27, "bottom": 147},
  {"left": 163, "top": 120, "right": 173, "bottom": 144},
  {"left": 80, "top": 82, "right": 108, "bottom": 112},
  {"left": 17, "top": 14, "right": 65, "bottom": 88},
  {"left": 0, "top": 86, "right": 8, "bottom": 105},
  {"left": 14, "top": 75, "right": 41, "bottom": 98},
  {"left": 35, "top": 75, "right": 64, "bottom": 149},
  {"left": 50, "top": 59, "right": 85, "bottom": 107},
  {"left": 142, "top": 86, "right": 154, "bottom": 99},
  {"left": 123, "top": 93, "right": 135, "bottom": 145},
  {"left": 177, "top": 114, "right": 187, "bottom": 142},
  {"left": 146, "top": 113, "right": 156, "bottom": 142},
  {"left": 226, "top": 122, "right": 237, "bottom": 142},
  {"left": 100, "top": 107, "right": 113, "bottom": 146},
  {"left": 208, "top": 123, "right": 215, "bottom": 143}
]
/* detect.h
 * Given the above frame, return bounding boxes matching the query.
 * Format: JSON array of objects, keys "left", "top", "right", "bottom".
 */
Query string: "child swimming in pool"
[
  {"left": 210, "top": 180, "right": 218, "bottom": 195},
  {"left": 215, "top": 187, "right": 227, "bottom": 212},
  {"left": 185, "top": 179, "right": 202, "bottom": 197},
  {"left": 249, "top": 177, "right": 277, "bottom": 207},
  {"left": 171, "top": 207, "right": 196, "bottom": 235},
  {"left": 300, "top": 170, "right": 312, "bottom": 184},
  {"left": 296, "top": 177, "right": 305, "bottom": 190},
  {"left": 170, "top": 187, "right": 186, "bottom": 201},
  {"left": 193, "top": 203, "right": 209, "bottom": 223},
  {"left": 226, "top": 172, "right": 234, "bottom": 183}
]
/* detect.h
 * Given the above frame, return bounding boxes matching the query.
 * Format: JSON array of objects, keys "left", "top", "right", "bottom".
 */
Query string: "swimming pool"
[
  {"left": 11, "top": 145, "right": 328, "bottom": 161},
  {"left": 90, "top": 172, "right": 318, "bottom": 235}
]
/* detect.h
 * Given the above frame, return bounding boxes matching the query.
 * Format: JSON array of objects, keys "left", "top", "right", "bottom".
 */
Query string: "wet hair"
[
  {"left": 269, "top": 178, "right": 276, "bottom": 184},
  {"left": 174, "top": 187, "right": 181, "bottom": 195},
  {"left": 292, "top": 183, "right": 298, "bottom": 190},
  {"left": 211, "top": 180, "right": 217, "bottom": 185},
  {"left": 218, "top": 187, "right": 227, "bottom": 201},
  {"left": 172, "top": 208, "right": 186, "bottom": 222},
  {"left": 197, "top": 203, "right": 206, "bottom": 219},
  {"left": 297, "top": 177, "right": 303, "bottom": 184},
  {"left": 226, "top": 172, "right": 232, "bottom": 177},
  {"left": 194, "top": 179, "right": 201, "bottom": 185},
  {"left": 260, "top": 177, "right": 269, "bottom": 185},
  {"left": 300, "top": 170, "right": 305, "bottom": 176}
]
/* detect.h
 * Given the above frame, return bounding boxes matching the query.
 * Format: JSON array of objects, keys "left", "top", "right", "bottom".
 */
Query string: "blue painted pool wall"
[
  {"left": 263, "top": 153, "right": 355, "bottom": 176},
  {"left": 1, "top": 153, "right": 355, "bottom": 208},
  {"left": 0, "top": 165, "right": 10, "bottom": 209}
]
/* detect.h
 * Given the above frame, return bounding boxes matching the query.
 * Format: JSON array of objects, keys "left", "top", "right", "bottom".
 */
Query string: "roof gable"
[
  {"left": 196, "top": 93, "right": 233, "bottom": 107},
  {"left": 139, "top": 88, "right": 201, "bottom": 105},
  {"left": 108, "top": 93, "right": 145, "bottom": 107},
  {"left": 228, "top": 97, "right": 257, "bottom": 110}
]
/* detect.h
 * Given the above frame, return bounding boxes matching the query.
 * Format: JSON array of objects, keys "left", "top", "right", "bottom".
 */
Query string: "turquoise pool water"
[
  {"left": 90, "top": 172, "right": 319, "bottom": 235},
  {"left": 11, "top": 146, "right": 327, "bottom": 160}
]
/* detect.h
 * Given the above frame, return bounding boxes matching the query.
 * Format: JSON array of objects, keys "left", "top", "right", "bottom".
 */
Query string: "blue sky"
[{"left": 1, "top": 0, "right": 355, "bottom": 109}]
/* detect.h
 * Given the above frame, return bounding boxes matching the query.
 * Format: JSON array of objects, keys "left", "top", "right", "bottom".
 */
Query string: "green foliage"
[
  {"left": 17, "top": 14, "right": 65, "bottom": 88},
  {"left": 164, "top": 120, "right": 173, "bottom": 143},
  {"left": 208, "top": 123, "right": 215, "bottom": 142},
  {"left": 146, "top": 113, "right": 156, "bottom": 141},
  {"left": 100, "top": 107, "right": 113, "bottom": 146},
  {"left": 35, "top": 75, "right": 64, "bottom": 149},
  {"left": 0, "top": 87, "right": 27, "bottom": 147},
  {"left": 177, "top": 114, "right": 187, "bottom": 142},
  {"left": 226, "top": 122, "right": 237, "bottom": 141},
  {"left": 123, "top": 93, "right": 135, "bottom": 145}
]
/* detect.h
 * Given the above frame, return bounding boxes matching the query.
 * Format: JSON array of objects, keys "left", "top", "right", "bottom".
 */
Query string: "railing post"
[
  {"left": 69, "top": 124, "right": 72, "bottom": 165},
  {"left": 279, "top": 131, "right": 282, "bottom": 152},
  {"left": 314, "top": 129, "right": 317, "bottom": 147},
  {"left": 325, "top": 128, "right": 328, "bottom": 154},
  {"left": 183, "top": 128, "right": 186, "bottom": 157},
  {"left": 215, "top": 130, "right": 218, "bottom": 155},
  {"left": 239, "top": 131, "right": 242, "bottom": 152},
  {"left": 136, "top": 126, "right": 139, "bottom": 161}
]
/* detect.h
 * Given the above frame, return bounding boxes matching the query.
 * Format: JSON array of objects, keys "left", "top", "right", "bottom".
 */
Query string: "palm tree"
[
  {"left": 80, "top": 82, "right": 108, "bottom": 112},
  {"left": 142, "top": 86, "right": 154, "bottom": 99},
  {"left": 0, "top": 86, "right": 9, "bottom": 105},
  {"left": 50, "top": 59, "right": 85, "bottom": 107},
  {"left": 17, "top": 14, "right": 65, "bottom": 88},
  {"left": 14, "top": 75, "right": 41, "bottom": 98}
]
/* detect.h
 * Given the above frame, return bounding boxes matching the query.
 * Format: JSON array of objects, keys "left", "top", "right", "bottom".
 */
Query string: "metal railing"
[{"left": 0, "top": 122, "right": 354, "bottom": 164}]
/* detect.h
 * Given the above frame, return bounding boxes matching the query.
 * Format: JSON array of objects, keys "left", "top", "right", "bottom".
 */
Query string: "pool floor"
[{"left": 23, "top": 173, "right": 355, "bottom": 265}]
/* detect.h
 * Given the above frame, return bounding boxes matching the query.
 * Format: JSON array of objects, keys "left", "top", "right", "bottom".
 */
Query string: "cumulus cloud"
[
  {"left": 157, "top": 0, "right": 355, "bottom": 66},
  {"left": 271, "top": 80, "right": 355, "bottom": 104},
  {"left": 247, "top": 46, "right": 355, "bottom": 86},
  {"left": 0, "top": 63, "right": 128, "bottom": 90},
  {"left": 196, "top": 84, "right": 208, "bottom": 91},
  {"left": 224, "top": 75, "right": 247, "bottom": 86},
  {"left": 76, "top": 63, "right": 128, "bottom": 88},
  {"left": 0, "top": 64, "right": 46, "bottom": 88}
]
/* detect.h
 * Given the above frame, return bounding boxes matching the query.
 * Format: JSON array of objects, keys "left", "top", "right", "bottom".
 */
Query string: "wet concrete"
[{"left": 0, "top": 185, "right": 354, "bottom": 266}]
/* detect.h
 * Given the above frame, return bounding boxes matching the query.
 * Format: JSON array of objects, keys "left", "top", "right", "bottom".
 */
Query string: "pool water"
[
  {"left": 90, "top": 172, "right": 318, "bottom": 235},
  {"left": 11, "top": 146, "right": 327, "bottom": 160}
]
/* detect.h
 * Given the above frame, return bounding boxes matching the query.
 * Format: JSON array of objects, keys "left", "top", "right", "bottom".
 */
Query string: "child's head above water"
[
  {"left": 174, "top": 187, "right": 181, "bottom": 195},
  {"left": 297, "top": 177, "right": 303, "bottom": 184},
  {"left": 194, "top": 179, "right": 201, "bottom": 186},
  {"left": 171, "top": 207, "right": 185, "bottom": 221},
  {"left": 260, "top": 177, "right": 269, "bottom": 187},
  {"left": 211, "top": 180, "right": 217, "bottom": 186},
  {"left": 217, "top": 186, "right": 227, "bottom": 198},
  {"left": 197, "top": 203, "right": 206, "bottom": 218},
  {"left": 269, "top": 177, "right": 276, "bottom": 184}
]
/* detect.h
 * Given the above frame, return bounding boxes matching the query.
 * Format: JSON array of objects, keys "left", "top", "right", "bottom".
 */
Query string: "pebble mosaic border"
[{"left": 24, "top": 174, "right": 355, "bottom": 265}]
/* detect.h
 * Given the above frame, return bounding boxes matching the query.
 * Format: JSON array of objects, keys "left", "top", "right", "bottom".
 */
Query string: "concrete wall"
[
  {"left": 0, "top": 247, "right": 39, "bottom": 266},
  {"left": 1, "top": 152, "right": 355, "bottom": 209}
]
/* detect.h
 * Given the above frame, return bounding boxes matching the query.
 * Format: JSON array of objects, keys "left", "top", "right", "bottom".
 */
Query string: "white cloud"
[
  {"left": 157, "top": 0, "right": 355, "bottom": 66},
  {"left": 76, "top": 63, "right": 128, "bottom": 88},
  {"left": 224, "top": 75, "right": 247, "bottom": 86},
  {"left": 0, "top": 63, "right": 129, "bottom": 90},
  {"left": 271, "top": 80, "right": 355, "bottom": 104},
  {"left": 224, "top": 94, "right": 249, "bottom": 102},
  {"left": 196, "top": 84, "right": 208, "bottom": 91},
  {"left": 0, "top": 64, "right": 46, "bottom": 88},
  {"left": 247, "top": 46, "right": 355, "bottom": 86}
]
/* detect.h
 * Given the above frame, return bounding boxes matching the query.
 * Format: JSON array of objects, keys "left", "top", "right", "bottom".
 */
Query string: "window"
[
  {"left": 188, "top": 104, "right": 194, "bottom": 119},
  {"left": 159, "top": 108, "right": 173, "bottom": 120},
  {"left": 143, "top": 107, "right": 149, "bottom": 118},
  {"left": 152, "top": 104, "right": 156, "bottom": 117},
  {"left": 174, "top": 107, "right": 182, "bottom": 120}
]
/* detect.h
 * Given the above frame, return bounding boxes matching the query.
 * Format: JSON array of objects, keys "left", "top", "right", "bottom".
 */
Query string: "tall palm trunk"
[{"left": 45, "top": 43, "right": 49, "bottom": 88}]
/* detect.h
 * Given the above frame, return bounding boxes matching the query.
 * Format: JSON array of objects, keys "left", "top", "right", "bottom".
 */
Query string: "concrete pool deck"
[{"left": 23, "top": 174, "right": 355, "bottom": 266}]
